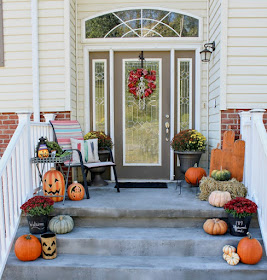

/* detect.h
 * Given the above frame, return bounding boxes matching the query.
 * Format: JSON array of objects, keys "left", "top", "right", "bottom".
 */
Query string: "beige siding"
[
  {"left": 38, "top": 0, "right": 66, "bottom": 112},
  {"left": 70, "top": 0, "right": 77, "bottom": 119},
  {"left": 208, "top": 0, "right": 221, "bottom": 151},
  {"left": 227, "top": 0, "right": 267, "bottom": 109},
  {"left": 0, "top": 0, "right": 33, "bottom": 111}
]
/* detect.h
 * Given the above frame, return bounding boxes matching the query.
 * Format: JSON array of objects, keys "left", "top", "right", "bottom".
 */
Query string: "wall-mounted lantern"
[{"left": 200, "top": 41, "right": 216, "bottom": 62}]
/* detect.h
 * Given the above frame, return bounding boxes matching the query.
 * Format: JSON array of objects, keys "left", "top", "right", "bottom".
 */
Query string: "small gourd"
[
  {"left": 223, "top": 245, "right": 236, "bottom": 255},
  {"left": 203, "top": 218, "right": 228, "bottom": 235},
  {"left": 225, "top": 252, "right": 240, "bottom": 266},
  {"left": 223, "top": 253, "right": 228, "bottom": 260},
  {"left": 211, "top": 169, "right": 231, "bottom": 181},
  {"left": 49, "top": 215, "right": 74, "bottom": 234},
  {"left": 208, "top": 191, "right": 231, "bottom": 207}
]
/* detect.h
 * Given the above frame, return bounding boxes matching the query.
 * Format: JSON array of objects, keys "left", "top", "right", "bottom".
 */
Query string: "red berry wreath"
[{"left": 128, "top": 69, "right": 156, "bottom": 99}]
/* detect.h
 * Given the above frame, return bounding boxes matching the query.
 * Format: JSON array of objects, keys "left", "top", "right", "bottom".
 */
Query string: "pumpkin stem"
[
  {"left": 59, "top": 216, "right": 63, "bottom": 221},
  {"left": 247, "top": 232, "right": 252, "bottom": 239},
  {"left": 25, "top": 234, "right": 32, "bottom": 240}
]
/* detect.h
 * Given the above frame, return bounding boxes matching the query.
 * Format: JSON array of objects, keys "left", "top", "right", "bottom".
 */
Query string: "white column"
[
  {"left": 43, "top": 113, "right": 56, "bottom": 123},
  {"left": 17, "top": 112, "right": 33, "bottom": 198},
  {"left": 239, "top": 111, "right": 251, "bottom": 188}
]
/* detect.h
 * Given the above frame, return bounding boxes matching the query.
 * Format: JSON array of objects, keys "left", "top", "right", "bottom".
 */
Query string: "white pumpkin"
[
  {"left": 223, "top": 253, "right": 228, "bottom": 260},
  {"left": 223, "top": 245, "right": 236, "bottom": 255},
  {"left": 225, "top": 252, "right": 240, "bottom": 266},
  {"left": 208, "top": 191, "right": 232, "bottom": 207},
  {"left": 49, "top": 215, "right": 74, "bottom": 234}
]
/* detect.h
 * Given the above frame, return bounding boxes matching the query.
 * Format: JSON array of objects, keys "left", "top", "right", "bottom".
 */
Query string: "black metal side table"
[{"left": 31, "top": 154, "right": 72, "bottom": 205}]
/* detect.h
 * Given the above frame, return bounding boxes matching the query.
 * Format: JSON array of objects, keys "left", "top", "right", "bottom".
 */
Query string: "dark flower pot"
[
  {"left": 175, "top": 151, "right": 203, "bottom": 174},
  {"left": 227, "top": 213, "right": 252, "bottom": 236},
  {"left": 27, "top": 215, "right": 49, "bottom": 234}
]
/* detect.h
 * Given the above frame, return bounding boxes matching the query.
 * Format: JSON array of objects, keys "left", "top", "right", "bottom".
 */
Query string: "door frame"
[{"left": 83, "top": 43, "right": 202, "bottom": 180}]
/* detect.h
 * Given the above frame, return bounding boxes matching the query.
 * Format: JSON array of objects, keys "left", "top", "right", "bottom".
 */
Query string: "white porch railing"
[
  {"left": 240, "top": 109, "right": 267, "bottom": 251},
  {"left": 0, "top": 112, "right": 54, "bottom": 278}
]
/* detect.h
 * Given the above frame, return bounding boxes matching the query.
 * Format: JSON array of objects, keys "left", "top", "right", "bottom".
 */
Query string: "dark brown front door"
[{"left": 114, "top": 51, "right": 170, "bottom": 180}]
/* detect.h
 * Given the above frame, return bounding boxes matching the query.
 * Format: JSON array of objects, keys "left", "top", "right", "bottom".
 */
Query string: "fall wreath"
[{"left": 128, "top": 69, "right": 156, "bottom": 99}]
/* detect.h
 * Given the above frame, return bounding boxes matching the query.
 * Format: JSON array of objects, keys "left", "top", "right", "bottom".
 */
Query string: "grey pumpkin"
[{"left": 49, "top": 215, "right": 74, "bottom": 234}]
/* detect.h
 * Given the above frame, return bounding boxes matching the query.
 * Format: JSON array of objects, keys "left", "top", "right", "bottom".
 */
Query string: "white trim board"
[{"left": 92, "top": 59, "right": 108, "bottom": 133}]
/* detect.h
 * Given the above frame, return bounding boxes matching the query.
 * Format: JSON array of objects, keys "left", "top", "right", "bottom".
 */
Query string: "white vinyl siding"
[
  {"left": 0, "top": 0, "right": 33, "bottom": 111},
  {"left": 208, "top": 0, "right": 221, "bottom": 151},
  {"left": 227, "top": 0, "right": 267, "bottom": 109},
  {"left": 38, "top": 0, "right": 66, "bottom": 112}
]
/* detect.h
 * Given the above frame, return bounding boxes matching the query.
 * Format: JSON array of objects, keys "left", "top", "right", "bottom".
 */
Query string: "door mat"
[{"left": 116, "top": 182, "right": 168, "bottom": 188}]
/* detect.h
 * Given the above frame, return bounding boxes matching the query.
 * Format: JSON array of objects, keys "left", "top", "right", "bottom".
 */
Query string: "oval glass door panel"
[{"left": 123, "top": 59, "right": 161, "bottom": 165}]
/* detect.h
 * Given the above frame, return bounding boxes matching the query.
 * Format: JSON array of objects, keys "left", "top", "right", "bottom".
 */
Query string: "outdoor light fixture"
[{"left": 200, "top": 41, "right": 216, "bottom": 62}]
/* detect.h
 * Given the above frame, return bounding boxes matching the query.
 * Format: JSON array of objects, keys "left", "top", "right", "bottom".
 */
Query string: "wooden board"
[{"left": 209, "top": 129, "right": 245, "bottom": 182}]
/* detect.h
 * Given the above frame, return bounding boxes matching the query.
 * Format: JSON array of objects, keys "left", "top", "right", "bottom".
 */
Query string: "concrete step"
[
  {"left": 15, "top": 227, "right": 264, "bottom": 257},
  {"left": 4, "top": 253, "right": 267, "bottom": 280}
]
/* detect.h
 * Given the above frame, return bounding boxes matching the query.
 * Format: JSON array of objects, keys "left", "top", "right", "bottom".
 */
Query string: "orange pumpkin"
[
  {"left": 67, "top": 181, "right": 85, "bottom": 201},
  {"left": 14, "top": 234, "right": 42, "bottom": 261},
  {"left": 237, "top": 232, "right": 263, "bottom": 265},
  {"left": 43, "top": 167, "right": 65, "bottom": 202},
  {"left": 203, "top": 218, "right": 228, "bottom": 235},
  {"left": 185, "top": 167, "right": 207, "bottom": 186}
]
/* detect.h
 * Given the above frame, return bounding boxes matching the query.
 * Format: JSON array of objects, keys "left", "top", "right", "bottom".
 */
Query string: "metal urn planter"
[
  {"left": 90, "top": 150, "right": 110, "bottom": 186},
  {"left": 175, "top": 151, "right": 203, "bottom": 174}
]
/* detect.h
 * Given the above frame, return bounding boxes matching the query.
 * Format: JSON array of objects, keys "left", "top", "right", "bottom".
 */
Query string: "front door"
[{"left": 114, "top": 51, "right": 170, "bottom": 180}]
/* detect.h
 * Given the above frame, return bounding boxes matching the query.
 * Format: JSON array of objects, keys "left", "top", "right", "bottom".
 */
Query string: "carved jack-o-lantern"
[
  {"left": 67, "top": 181, "right": 85, "bottom": 201},
  {"left": 38, "top": 144, "right": 49, "bottom": 158},
  {"left": 43, "top": 167, "right": 65, "bottom": 202},
  {"left": 41, "top": 233, "right": 57, "bottom": 260}
]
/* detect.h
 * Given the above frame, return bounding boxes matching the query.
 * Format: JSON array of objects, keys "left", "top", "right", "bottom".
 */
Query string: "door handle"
[{"left": 165, "top": 122, "right": 170, "bottom": 141}]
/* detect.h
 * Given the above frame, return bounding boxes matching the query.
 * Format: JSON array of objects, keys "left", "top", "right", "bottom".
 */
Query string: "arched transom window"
[{"left": 85, "top": 9, "right": 199, "bottom": 38}]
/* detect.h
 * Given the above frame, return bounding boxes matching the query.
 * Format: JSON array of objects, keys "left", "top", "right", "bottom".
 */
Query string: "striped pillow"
[{"left": 70, "top": 138, "right": 99, "bottom": 163}]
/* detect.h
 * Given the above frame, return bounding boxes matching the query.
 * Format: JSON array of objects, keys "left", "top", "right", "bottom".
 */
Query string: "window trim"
[
  {"left": 81, "top": 7, "right": 203, "bottom": 44},
  {"left": 0, "top": 0, "right": 4, "bottom": 67}
]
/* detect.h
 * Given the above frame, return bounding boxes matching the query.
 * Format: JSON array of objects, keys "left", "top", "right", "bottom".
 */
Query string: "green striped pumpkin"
[
  {"left": 211, "top": 169, "right": 231, "bottom": 181},
  {"left": 48, "top": 215, "right": 74, "bottom": 234}
]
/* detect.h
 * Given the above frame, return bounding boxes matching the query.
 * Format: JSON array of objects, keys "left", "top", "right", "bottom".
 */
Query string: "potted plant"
[
  {"left": 20, "top": 196, "right": 54, "bottom": 234},
  {"left": 83, "top": 131, "right": 113, "bottom": 186},
  {"left": 170, "top": 129, "right": 206, "bottom": 173},
  {"left": 224, "top": 197, "right": 258, "bottom": 236}
]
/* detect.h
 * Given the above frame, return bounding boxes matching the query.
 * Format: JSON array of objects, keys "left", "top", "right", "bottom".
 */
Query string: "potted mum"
[
  {"left": 171, "top": 129, "right": 206, "bottom": 173},
  {"left": 20, "top": 196, "right": 54, "bottom": 234},
  {"left": 83, "top": 131, "right": 113, "bottom": 186},
  {"left": 224, "top": 197, "right": 257, "bottom": 236}
]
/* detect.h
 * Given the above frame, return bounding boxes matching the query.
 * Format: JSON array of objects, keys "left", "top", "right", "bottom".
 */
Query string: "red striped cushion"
[{"left": 50, "top": 120, "right": 83, "bottom": 150}]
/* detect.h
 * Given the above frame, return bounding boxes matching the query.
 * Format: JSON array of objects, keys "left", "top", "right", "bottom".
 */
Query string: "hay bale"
[{"left": 198, "top": 176, "right": 247, "bottom": 201}]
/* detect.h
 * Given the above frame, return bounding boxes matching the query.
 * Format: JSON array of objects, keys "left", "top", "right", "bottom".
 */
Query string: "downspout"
[
  {"left": 75, "top": 0, "right": 79, "bottom": 120},
  {"left": 206, "top": 0, "right": 210, "bottom": 170},
  {"left": 31, "top": 0, "right": 40, "bottom": 122}
]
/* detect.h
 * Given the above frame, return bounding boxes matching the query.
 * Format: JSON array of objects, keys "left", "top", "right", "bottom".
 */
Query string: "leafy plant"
[
  {"left": 224, "top": 197, "right": 257, "bottom": 218},
  {"left": 84, "top": 131, "right": 113, "bottom": 149},
  {"left": 45, "top": 140, "right": 63, "bottom": 157},
  {"left": 20, "top": 196, "right": 54, "bottom": 217},
  {"left": 171, "top": 129, "right": 206, "bottom": 152}
]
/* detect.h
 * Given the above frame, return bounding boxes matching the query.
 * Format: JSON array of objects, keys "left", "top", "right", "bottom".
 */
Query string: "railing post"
[
  {"left": 239, "top": 111, "right": 251, "bottom": 190},
  {"left": 17, "top": 112, "right": 33, "bottom": 198},
  {"left": 43, "top": 113, "right": 56, "bottom": 123},
  {"left": 249, "top": 109, "right": 265, "bottom": 199}
]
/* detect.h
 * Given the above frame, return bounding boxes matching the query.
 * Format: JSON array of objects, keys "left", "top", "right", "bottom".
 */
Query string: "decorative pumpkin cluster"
[
  {"left": 224, "top": 197, "right": 257, "bottom": 219},
  {"left": 128, "top": 68, "right": 156, "bottom": 99},
  {"left": 222, "top": 245, "right": 240, "bottom": 266},
  {"left": 84, "top": 131, "right": 113, "bottom": 149},
  {"left": 171, "top": 129, "right": 206, "bottom": 152},
  {"left": 20, "top": 196, "right": 54, "bottom": 217}
]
